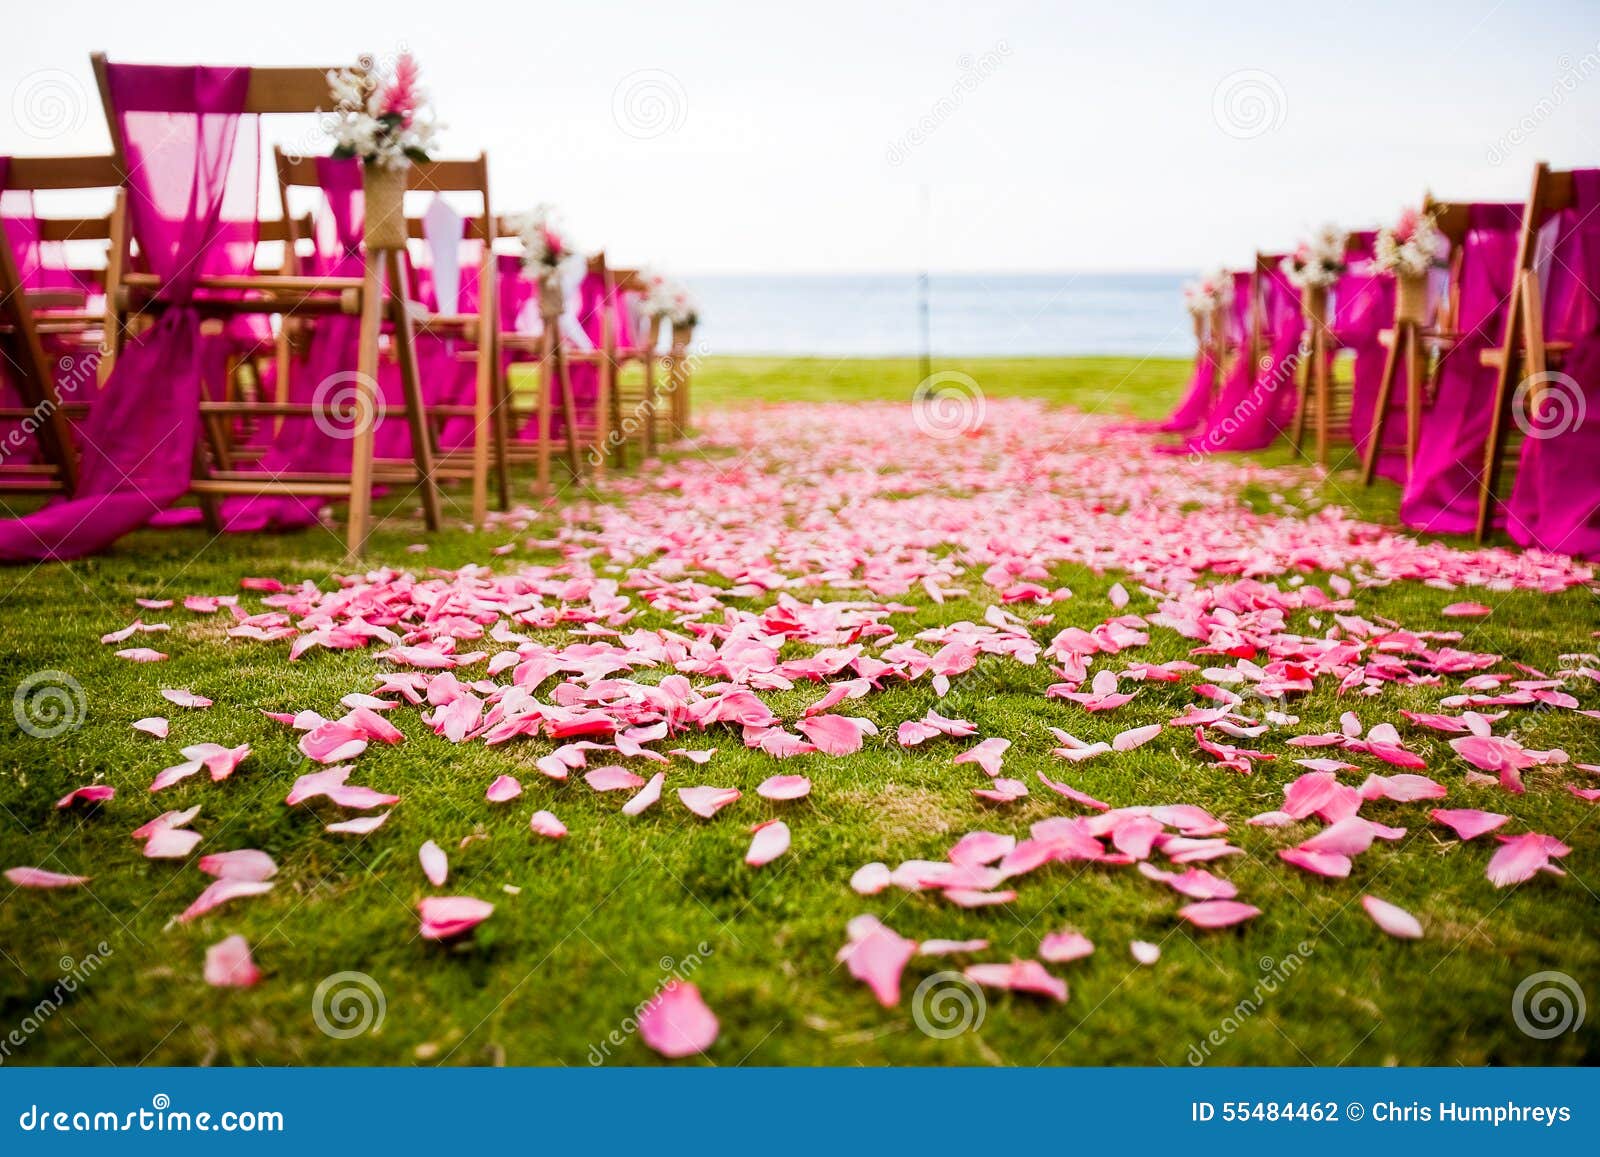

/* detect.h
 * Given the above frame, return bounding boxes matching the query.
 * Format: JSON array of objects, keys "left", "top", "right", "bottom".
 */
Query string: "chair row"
[
  {"left": 1166, "top": 161, "right": 1599, "bottom": 559},
  {"left": 0, "top": 54, "right": 699, "bottom": 562}
]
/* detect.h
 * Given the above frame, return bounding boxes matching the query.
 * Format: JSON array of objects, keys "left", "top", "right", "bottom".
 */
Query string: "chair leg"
[
  {"left": 470, "top": 337, "right": 492, "bottom": 528},
  {"left": 346, "top": 252, "right": 384, "bottom": 558},
  {"left": 1361, "top": 324, "right": 1404, "bottom": 487},
  {"left": 1290, "top": 344, "right": 1313, "bottom": 457},
  {"left": 386, "top": 249, "right": 443, "bottom": 532},
  {"left": 1475, "top": 281, "right": 1524, "bottom": 543},
  {"left": 1313, "top": 333, "right": 1330, "bottom": 468},
  {"left": 491, "top": 359, "right": 512, "bottom": 511}
]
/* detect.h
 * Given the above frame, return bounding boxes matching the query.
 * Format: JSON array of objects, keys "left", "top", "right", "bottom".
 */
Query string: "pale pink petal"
[
  {"left": 953, "top": 737, "right": 1011, "bottom": 777},
  {"left": 622, "top": 772, "right": 666, "bottom": 816},
  {"left": 161, "top": 688, "right": 213, "bottom": 709},
  {"left": 1361, "top": 894, "right": 1423, "bottom": 939},
  {"left": 132, "top": 717, "right": 169, "bottom": 738},
  {"left": 840, "top": 920, "right": 917, "bottom": 1006},
  {"left": 949, "top": 830, "right": 1016, "bottom": 866},
  {"left": 529, "top": 810, "right": 568, "bottom": 839},
  {"left": 966, "top": 959, "right": 1067, "bottom": 1002},
  {"left": 586, "top": 765, "right": 646, "bottom": 792},
  {"left": 149, "top": 760, "right": 203, "bottom": 793},
  {"left": 1038, "top": 929, "right": 1095, "bottom": 963},
  {"left": 943, "top": 887, "right": 1017, "bottom": 908},
  {"left": 850, "top": 862, "right": 891, "bottom": 895},
  {"left": 115, "top": 648, "right": 167, "bottom": 662},
  {"left": 795, "top": 714, "right": 867, "bottom": 756},
  {"left": 143, "top": 826, "right": 203, "bottom": 859},
  {"left": 418, "top": 895, "right": 494, "bottom": 940},
  {"left": 638, "top": 980, "right": 719, "bottom": 1059},
  {"left": 745, "top": 820, "right": 791, "bottom": 866},
  {"left": 1130, "top": 940, "right": 1161, "bottom": 965},
  {"left": 756, "top": 774, "right": 811, "bottom": 801},
  {"left": 1441, "top": 602, "right": 1492, "bottom": 617},
  {"left": 298, "top": 721, "right": 369, "bottom": 764},
  {"left": 203, "top": 935, "right": 261, "bottom": 987},
  {"left": 485, "top": 774, "right": 523, "bottom": 803},
  {"left": 1430, "top": 808, "right": 1509, "bottom": 840},
  {"left": 178, "top": 878, "right": 273, "bottom": 922},
  {"left": 1279, "top": 846, "right": 1352, "bottom": 878},
  {"left": 419, "top": 840, "right": 448, "bottom": 885},
  {"left": 56, "top": 784, "right": 115, "bottom": 809},
  {"left": 5, "top": 866, "right": 90, "bottom": 888},
  {"left": 1177, "top": 900, "right": 1261, "bottom": 928},
  {"left": 919, "top": 938, "right": 990, "bottom": 956},
  {"left": 1112, "top": 724, "right": 1162, "bottom": 751},
  {"left": 326, "top": 811, "right": 390, "bottom": 835},
  {"left": 679, "top": 785, "right": 741, "bottom": 818},
  {"left": 973, "top": 778, "right": 1028, "bottom": 803}
]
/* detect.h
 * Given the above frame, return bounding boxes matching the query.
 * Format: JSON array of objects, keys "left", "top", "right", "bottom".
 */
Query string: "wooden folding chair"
[
  {"left": 597, "top": 265, "right": 663, "bottom": 460},
  {"left": 276, "top": 149, "right": 499, "bottom": 524},
  {"left": 0, "top": 154, "right": 124, "bottom": 498},
  {"left": 92, "top": 53, "right": 442, "bottom": 556},
  {"left": 1358, "top": 198, "right": 1520, "bottom": 487},
  {"left": 1475, "top": 163, "right": 1585, "bottom": 541},
  {"left": 1291, "top": 231, "right": 1382, "bottom": 468},
  {"left": 489, "top": 234, "right": 602, "bottom": 498}
]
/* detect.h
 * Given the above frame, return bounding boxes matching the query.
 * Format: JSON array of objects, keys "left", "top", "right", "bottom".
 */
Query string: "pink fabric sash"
[
  {"left": 1331, "top": 232, "right": 1404, "bottom": 478},
  {"left": 1175, "top": 261, "right": 1303, "bottom": 454},
  {"left": 0, "top": 65, "right": 255, "bottom": 562},
  {"left": 1398, "top": 204, "right": 1523, "bottom": 536},
  {"left": 1506, "top": 169, "right": 1600, "bottom": 559}
]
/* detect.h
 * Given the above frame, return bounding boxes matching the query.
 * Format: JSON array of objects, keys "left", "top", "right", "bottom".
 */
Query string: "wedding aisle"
[{"left": 2, "top": 365, "right": 1596, "bottom": 1066}]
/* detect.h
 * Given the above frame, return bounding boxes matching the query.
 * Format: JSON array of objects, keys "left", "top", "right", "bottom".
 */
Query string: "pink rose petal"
[
  {"left": 178, "top": 878, "right": 273, "bottom": 922},
  {"left": 5, "top": 866, "right": 90, "bottom": 888},
  {"left": 529, "top": 810, "right": 568, "bottom": 839},
  {"left": 56, "top": 784, "right": 115, "bottom": 809},
  {"left": 326, "top": 811, "right": 390, "bottom": 835},
  {"left": 678, "top": 785, "right": 741, "bottom": 818},
  {"left": 622, "top": 772, "right": 666, "bottom": 816},
  {"left": 485, "top": 774, "right": 523, "bottom": 803},
  {"left": 1177, "top": 900, "right": 1261, "bottom": 928},
  {"left": 419, "top": 840, "right": 449, "bottom": 885},
  {"left": 204, "top": 935, "right": 261, "bottom": 987},
  {"left": 755, "top": 774, "right": 811, "bottom": 801},
  {"left": 638, "top": 980, "right": 719, "bottom": 1059},
  {"left": 745, "top": 819, "right": 791, "bottom": 866},
  {"left": 965, "top": 959, "right": 1068, "bottom": 1002},
  {"left": 1038, "top": 929, "right": 1096, "bottom": 963},
  {"left": 418, "top": 895, "right": 494, "bottom": 940},
  {"left": 1361, "top": 894, "right": 1422, "bottom": 939},
  {"left": 586, "top": 765, "right": 646, "bottom": 792}
]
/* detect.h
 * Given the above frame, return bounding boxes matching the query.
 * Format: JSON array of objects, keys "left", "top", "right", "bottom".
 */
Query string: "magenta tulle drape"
[
  {"left": 1398, "top": 204, "right": 1523, "bottom": 537},
  {"left": 1331, "top": 232, "right": 1404, "bottom": 478},
  {"left": 1177, "top": 261, "right": 1303, "bottom": 454},
  {"left": 0, "top": 159, "right": 104, "bottom": 467},
  {"left": 1155, "top": 270, "right": 1253, "bottom": 434},
  {"left": 1506, "top": 169, "right": 1600, "bottom": 559},
  {"left": 0, "top": 65, "right": 255, "bottom": 562}
]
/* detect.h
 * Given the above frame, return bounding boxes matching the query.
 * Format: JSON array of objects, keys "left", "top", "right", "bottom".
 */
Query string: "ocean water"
[{"left": 686, "top": 272, "right": 1193, "bottom": 358}]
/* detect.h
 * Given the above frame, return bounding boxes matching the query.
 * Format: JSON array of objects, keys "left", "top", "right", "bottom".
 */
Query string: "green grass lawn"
[{"left": 0, "top": 356, "right": 1595, "bottom": 1067}]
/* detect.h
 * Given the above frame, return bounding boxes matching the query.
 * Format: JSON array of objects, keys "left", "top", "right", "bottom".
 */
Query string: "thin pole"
[{"left": 918, "top": 184, "right": 931, "bottom": 383}]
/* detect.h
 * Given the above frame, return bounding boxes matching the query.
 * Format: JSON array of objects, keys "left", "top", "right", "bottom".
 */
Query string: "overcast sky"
[{"left": 3, "top": 0, "right": 1596, "bottom": 273}]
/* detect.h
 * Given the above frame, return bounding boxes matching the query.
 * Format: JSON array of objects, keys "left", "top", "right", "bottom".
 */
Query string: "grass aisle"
[{"left": 0, "top": 356, "right": 1595, "bottom": 1066}]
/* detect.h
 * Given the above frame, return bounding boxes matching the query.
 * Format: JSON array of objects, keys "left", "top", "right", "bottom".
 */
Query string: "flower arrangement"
[
  {"left": 325, "top": 52, "right": 441, "bottom": 170},
  {"left": 512, "top": 205, "right": 582, "bottom": 283},
  {"left": 1280, "top": 225, "right": 1348, "bottom": 289},
  {"left": 641, "top": 271, "right": 699, "bottom": 328},
  {"left": 1373, "top": 207, "right": 1445, "bottom": 278},
  {"left": 1182, "top": 268, "right": 1232, "bottom": 318}
]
